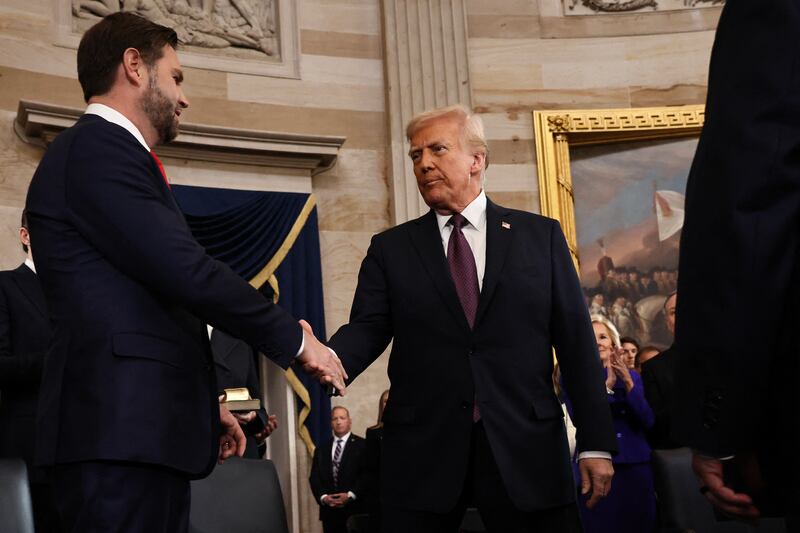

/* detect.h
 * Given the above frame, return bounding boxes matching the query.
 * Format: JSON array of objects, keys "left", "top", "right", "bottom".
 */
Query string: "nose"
[
  {"left": 178, "top": 88, "right": 189, "bottom": 110},
  {"left": 419, "top": 150, "right": 434, "bottom": 173}
]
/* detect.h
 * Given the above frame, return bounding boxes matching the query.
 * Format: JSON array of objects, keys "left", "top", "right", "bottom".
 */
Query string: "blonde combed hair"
[
  {"left": 590, "top": 314, "right": 621, "bottom": 348},
  {"left": 405, "top": 104, "right": 490, "bottom": 170}
]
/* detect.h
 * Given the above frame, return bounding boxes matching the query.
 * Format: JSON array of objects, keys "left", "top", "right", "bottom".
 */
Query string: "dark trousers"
[
  {"left": 50, "top": 461, "right": 190, "bottom": 533},
  {"left": 381, "top": 422, "right": 582, "bottom": 533},
  {"left": 30, "top": 480, "right": 62, "bottom": 533},
  {"left": 322, "top": 511, "right": 348, "bottom": 533}
]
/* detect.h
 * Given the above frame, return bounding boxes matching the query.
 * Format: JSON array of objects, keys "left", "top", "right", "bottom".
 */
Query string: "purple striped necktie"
[
  {"left": 447, "top": 213, "right": 481, "bottom": 422},
  {"left": 332, "top": 438, "right": 343, "bottom": 487}
]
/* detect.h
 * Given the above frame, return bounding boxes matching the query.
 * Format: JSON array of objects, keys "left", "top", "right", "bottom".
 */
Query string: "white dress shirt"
[
  {"left": 85, "top": 103, "right": 150, "bottom": 151},
  {"left": 24, "top": 258, "right": 36, "bottom": 274}
]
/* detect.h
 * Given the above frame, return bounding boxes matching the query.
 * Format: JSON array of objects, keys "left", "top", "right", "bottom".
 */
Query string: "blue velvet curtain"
[{"left": 173, "top": 184, "right": 331, "bottom": 453}]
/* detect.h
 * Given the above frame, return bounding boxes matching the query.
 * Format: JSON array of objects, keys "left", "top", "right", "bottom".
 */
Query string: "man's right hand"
[
  {"left": 693, "top": 452, "right": 761, "bottom": 521},
  {"left": 297, "top": 319, "right": 348, "bottom": 396}
]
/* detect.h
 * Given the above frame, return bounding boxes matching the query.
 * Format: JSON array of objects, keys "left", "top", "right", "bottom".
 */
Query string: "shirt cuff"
[
  {"left": 320, "top": 494, "right": 328, "bottom": 504},
  {"left": 347, "top": 491, "right": 356, "bottom": 500},
  {"left": 295, "top": 331, "right": 306, "bottom": 358},
  {"left": 577, "top": 451, "right": 612, "bottom": 461}
]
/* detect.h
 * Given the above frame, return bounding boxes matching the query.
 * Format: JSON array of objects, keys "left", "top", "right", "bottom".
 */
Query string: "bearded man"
[{"left": 24, "top": 12, "right": 345, "bottom": 532}]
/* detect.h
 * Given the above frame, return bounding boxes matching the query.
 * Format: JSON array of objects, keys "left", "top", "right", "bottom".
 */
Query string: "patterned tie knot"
[{"left": 450, "top": 213, "right": 468, "bottom": 230}]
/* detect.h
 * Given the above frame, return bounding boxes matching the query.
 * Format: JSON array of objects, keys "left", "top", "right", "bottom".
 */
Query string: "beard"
[{"left": 141, "top": 71, "right": 179, "bottom": 145}]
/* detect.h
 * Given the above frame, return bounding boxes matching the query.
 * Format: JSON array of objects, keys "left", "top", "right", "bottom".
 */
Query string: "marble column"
[{"left": 382, "top": 0, "right": 473, "bottom": 224}]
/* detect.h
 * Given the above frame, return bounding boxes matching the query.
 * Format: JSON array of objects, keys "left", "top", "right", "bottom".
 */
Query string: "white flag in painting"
[{"left": 654, "top": 190, "right": 685, "bottom": 242}]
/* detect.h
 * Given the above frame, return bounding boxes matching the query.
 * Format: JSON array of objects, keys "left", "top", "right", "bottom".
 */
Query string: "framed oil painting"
[{"left": 533, "top": 105, "right": 704, "bottom": 349}]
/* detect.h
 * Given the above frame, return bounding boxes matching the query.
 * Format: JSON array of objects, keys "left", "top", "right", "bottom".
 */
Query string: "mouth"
[{"left": 423, "top": 178, "right": 443, "bottom": 187}]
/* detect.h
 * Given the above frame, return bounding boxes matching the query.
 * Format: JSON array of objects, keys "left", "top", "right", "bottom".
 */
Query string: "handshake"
[{"left": 296, "top": 319, "right": 348, "bottom": 396}]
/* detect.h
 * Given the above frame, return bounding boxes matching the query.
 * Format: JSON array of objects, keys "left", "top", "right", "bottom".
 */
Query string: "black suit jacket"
[
  {"left": 641, "top": 348, "right": 680, "bottom": 450},
  {"left": 672, "top": 0, "right": 800, "bottom": 463},
  {"left": 309, "top": 434, "right": 366, "bottom": 520},
  {"left": 211, "top": 329, "right": 268, "bottom": 459},
  {"left": 25, "top": 114, "right": 302, "bottom": 478},
  {"left": 328, "top": 200, "right": 616, "bottom": 513},
  {"left": 0, "top": 264, "right": 51, "bottom": 472}
]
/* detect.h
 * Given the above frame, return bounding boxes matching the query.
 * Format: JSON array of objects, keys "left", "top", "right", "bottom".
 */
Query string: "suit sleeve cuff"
[{"left": 577, "top": 451, "right": 612, "bottom": 461}]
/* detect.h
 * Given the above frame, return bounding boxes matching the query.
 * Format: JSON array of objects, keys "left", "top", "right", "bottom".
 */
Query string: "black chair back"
[
  {"left": 0, "top": 459, "right": 34, "bottom": 533},
  {"left": 189, "top": 457, "right": 288, "bottom": 533}
]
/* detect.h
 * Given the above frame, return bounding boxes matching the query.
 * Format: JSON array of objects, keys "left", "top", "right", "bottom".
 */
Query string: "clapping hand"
[
  {"left": 609, "top": 348, "right": 634, "bottom": 392},
  {"left": 296, "top": 319, "right": 348, "bottom": 396}
]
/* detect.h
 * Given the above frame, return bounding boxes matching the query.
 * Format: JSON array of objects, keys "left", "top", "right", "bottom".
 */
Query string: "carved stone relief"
[
  {"left": 71, "top": 0, "right": 278, "bottom": 57},
  {"left": 57, "top": 0, "right": 299, "bottom": 77},
  {"left": 564, "top": 0, "right": 724, "bottom": 15}
]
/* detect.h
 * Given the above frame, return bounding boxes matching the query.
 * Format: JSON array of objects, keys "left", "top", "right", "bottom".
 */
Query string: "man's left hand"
[
  {"left": 578, "top": 457, "right": 614, "bottom": 509},
  {"left": 218, "top": 402, "right": 246, "bottom": 464},
  {"left": 255, "top": 414, "right": 278, "bottom": 443}
]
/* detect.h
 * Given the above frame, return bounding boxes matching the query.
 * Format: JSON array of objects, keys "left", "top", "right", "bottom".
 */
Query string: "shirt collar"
[
  {"left": 85, "top": 103, "right": 150, "bottom": 152},
  {"left": 435, "top": 190, "right": 487, "bottom": 233},
  {"left": 24, "top": 258, "right": 36, "bottom": 274},
  {"left": 334, "top": 432, "right": 351, "bottom": 443}
]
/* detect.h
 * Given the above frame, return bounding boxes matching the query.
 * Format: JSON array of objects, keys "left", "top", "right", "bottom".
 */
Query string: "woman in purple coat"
[{"left": 565, "top": 315, "right": 656, "bottom": 533}]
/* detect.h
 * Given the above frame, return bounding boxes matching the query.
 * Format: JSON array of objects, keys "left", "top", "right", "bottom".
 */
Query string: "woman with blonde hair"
[{"left": 564, "top": 315, "right": 656, "bottom": 533}]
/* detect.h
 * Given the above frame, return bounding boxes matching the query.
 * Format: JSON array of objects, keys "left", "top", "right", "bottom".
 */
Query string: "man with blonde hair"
[{"left": 325, "top": 104, "right": 616, "bottom": 532}]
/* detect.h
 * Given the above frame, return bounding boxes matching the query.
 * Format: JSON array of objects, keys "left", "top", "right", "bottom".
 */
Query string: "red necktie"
[{"left": 149, "top": 151, "right": 171, "bottom": 190}]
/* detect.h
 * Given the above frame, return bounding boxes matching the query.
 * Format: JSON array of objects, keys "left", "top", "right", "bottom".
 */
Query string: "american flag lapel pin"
[{"left": 501, "top": 221, "right": 511, "bottom": 229}]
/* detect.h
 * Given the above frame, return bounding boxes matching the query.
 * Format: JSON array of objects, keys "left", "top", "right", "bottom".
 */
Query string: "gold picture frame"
[{"left": 532, "top": 105, "right": 705, "bottom": 269}]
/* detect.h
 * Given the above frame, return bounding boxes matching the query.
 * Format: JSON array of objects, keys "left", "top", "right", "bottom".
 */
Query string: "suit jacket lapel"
[
  {"left": 408, "top": 211, "right": 472, "bottom": 333},
  {"left": 322, "top": 438, "right": 334, "bottom": 483},
  {"left": 12, "top": 264, "right": 47, "bottom": 319},
  {"left": 476, "top": 200, "right": 513, "bottom": 326}
]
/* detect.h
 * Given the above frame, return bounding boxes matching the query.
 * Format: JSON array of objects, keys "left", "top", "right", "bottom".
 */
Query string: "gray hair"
[{"left": 405, "top": 104, "right": 490, "bottom": 171}]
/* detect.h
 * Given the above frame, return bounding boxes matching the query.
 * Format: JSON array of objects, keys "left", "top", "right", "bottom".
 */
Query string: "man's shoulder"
[
  {"left": 0, "top": 264, "right": 27, "bottom": 285},
  {"left": 369, "top": 212, "right": 433, "bottom": 245},
  {"left": 53, "top": 115, "right": 145, "bottom": 159},
  {"left": 642, "top": 348, "right": 676, "bottom": 374},
  {"left": 496, "top": 204, "right": 556, "bottom": 228}
]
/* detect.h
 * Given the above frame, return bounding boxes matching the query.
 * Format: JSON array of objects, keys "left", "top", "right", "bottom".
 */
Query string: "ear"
[
  {"left": 470, "top": 151, "right": 486, "bottom": 174},
  {"left": 19, "top": 227, "right": 30, "bottom": 247},
  {"left": 121, "top": 47, "right": 145, "bottom": 88}
]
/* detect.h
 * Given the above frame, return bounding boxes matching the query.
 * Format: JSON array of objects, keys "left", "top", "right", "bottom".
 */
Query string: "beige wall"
[
  {"left": 470, "top": 0, "right": 718, "bottom": 214},
  {"left": 0, "top": 0, "right": 718, "bottom": 530}
]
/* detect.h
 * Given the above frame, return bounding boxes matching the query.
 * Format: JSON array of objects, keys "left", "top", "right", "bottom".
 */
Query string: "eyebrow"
[{"left": 408, "top": 139, "right": 449, "bottom": 157}]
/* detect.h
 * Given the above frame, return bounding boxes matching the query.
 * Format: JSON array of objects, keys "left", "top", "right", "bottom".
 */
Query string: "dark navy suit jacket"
[
  {"left": 25, "top": 114, "right": 302, "bottom": 478},
  {"left": 328, "top": 201, "right": 617, "bottom": 513},
  {"left": 0, "top": 263, "right": 51, "bottom": 478}
]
